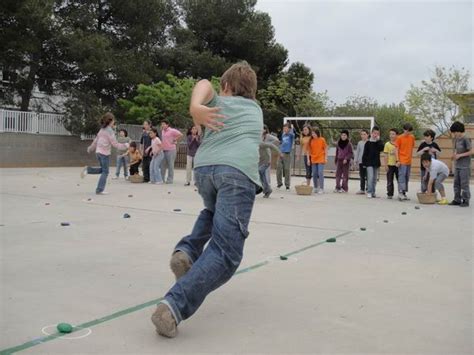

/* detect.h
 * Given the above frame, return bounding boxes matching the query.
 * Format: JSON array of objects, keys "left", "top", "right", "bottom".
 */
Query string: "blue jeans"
[
  {"left": 115, "top": 155, "right": 128, "bottom": 177},
  {"left": 162, "top": 165, "right": 257, "bottom": 324},
  {"left": 161, "top": 150, "right": 177, "bottom": 184},
  {"left": 398, "top": 164, "right": 411, "bottom": 194},
  {"left": 87, "top": 153, "right": 109, "bottom": 194},
  {"left": 258, "top": 163, "right": 271, "bottom": 195},
  {"left": 150, "top": 152, "right": 164, "bottom": 183},
  {"left": 311, "top": 163, "right": 325, "bottom": 190},
  {"left": 366, "top": 166, "right": 378, "bottom": 195}
]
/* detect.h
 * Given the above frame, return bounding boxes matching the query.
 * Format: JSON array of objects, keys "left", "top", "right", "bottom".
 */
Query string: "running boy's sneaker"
[
  {"left": 387, "top": 195, "right": 393, "bottom": 200},
  {"left": 80, "top": 167, "right": 88, "bottom": 179},
  {"left": 356, "top": 190, "right": 365, "bottom": 195},
  {"left": 317, "top": 189, "right": 324, "bottom": 194},
  {"left": 367, "top": 193, "right": 373, "bottom": 198},
  {"left": 438, "top": 198, "right": 448, "bottom": 205},
  {"left": 449, "top": 200, "right": 461, "bottom": 206},
  {"left": 96, "top": 191, "right": 109, "bottom": 195},
  {"left": 313, "top": 188, "right": 318, "bottom": 193}
]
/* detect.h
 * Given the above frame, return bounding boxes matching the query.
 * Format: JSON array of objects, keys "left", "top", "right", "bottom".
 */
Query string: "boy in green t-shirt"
[
  {"left": 383, "top": 128, "right": 398, "bottom": 199},
  {"left": 151, "top": 62, "right": 263, "bottom": 338}
]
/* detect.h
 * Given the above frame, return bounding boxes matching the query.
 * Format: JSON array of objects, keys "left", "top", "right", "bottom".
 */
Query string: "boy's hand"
[
  {"left": 453, "top": 153, "right": 460, "bottom": 160},
  {"left": 343, "top": 159, "right": 348, "bottom": 165},
  {"left": 190, "top": 104, "right": 226, "bottom": 132}
]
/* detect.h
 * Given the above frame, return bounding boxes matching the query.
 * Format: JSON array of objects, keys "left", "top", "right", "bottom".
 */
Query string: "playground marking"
[{"left": 0, "top": 230, "right": 352, "bottom": 354}]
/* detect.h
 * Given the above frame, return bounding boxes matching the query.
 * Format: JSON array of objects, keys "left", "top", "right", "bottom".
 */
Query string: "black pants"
[
  {"left": 359, "top": 164, "right": 367, "bottom": 191},
  {"left": 130, "top": 160, "right": 141, "bottom": 176},
  {"left": 386, "top": 165, "right": 398, "bottom": 197},
  {"left": 142, "top": 156, "right": 151, "bottom": 182}
]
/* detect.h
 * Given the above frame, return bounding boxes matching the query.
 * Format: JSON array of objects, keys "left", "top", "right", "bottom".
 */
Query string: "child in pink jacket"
[{"left": 81, "top": 112, "right": 129, "bottom": 194}]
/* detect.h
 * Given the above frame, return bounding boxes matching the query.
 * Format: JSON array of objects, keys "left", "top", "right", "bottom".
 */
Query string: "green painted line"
[{"left": 0, "top": 230, "right": 352, "bottom": 354}]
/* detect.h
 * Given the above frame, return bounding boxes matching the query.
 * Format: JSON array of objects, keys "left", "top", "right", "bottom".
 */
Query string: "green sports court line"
[{"left": 0, "top": 230, "right": 352, "bottom": 355}]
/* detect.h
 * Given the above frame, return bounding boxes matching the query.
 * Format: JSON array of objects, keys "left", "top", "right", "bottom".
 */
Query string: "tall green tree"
[
  {"left": 0, "top": 0, "right": 67, "bottom": 110},
  {"left": 405, "top": 65, "right": 470, "bottom": 133},
  {"left": 56, "top": 0, "right": 178, "bottom": 106},
  {"left": 119, "top": 75, "right": 220, "bottom": 128},
  {"left": 165, "top": 0, "right": 288, "bottom": 84},
  {"left": 258, "top": 62, "right": 317, "bottom": 131}
]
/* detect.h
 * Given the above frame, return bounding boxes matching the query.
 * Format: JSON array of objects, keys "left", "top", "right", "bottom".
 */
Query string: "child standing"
[
  {"left": 140, "top": 120, "right": 153, "bottom": 183},
  {"left": 126, "top": 142, "right": 142, "bottom": 176},
  {"left": 81, "top": 112, "right": 129, "bottom": 194},
  {"left": 334, "top": 129, "right": 353, "bottom": 193},
  {"left": 160, "top": 119, "right": 183, "bottom": 184},
  {"left": 420, "top": 153, "right": 449, "bottom": 205},
  {"left": 306, "top": 128, "right": 327, "bottom": 194},
  {"left": 185, "top": 126, "right": 201, "bottom": 186},
  {"left": 259, "top": 132, "right": 282, "bottom": 198},
  {"left": 362, "top": 126, "right": 384, "bottom": 198},
  {"left": 416, "top": 129, "right": 441, "bottom": 192},
  {"left": 395, "top": 123, "right": 416, "bottom": 201},
  {"left": 147, "top": 128, "right": 164, "bottom": 184},
  {"left": 298, "top": 125, "right": 312, "bottom": 186},
  {"left": 449, "top": 122, "right": 472, "bottom": 207},
  {"left": 151, "top": 62, "right": 263, "bottom": 338},
  {"left": 354, "top": 129, "right": 369, "bottom": 194},
  {"left": 113, "top": 129, "right": 131, "bottom": 180},
  {"left": 263, "top": 124, "right": 279, "bottom": 184},
  {"left": 383, "top": 128, "right": 399, "bottom": 199},
  {"left": 277, "top": 123, "right": 295, "bottom": 190}
]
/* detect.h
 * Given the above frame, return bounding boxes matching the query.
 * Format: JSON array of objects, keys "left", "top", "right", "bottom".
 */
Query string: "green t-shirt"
[{"left": 194, "top": 93, "right": 263, "bottom": 187}]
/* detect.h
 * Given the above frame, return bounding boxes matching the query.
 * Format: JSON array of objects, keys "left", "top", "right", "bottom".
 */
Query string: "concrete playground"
[{"left": 0, "top": 168, "right": 472, "bottom": 354}]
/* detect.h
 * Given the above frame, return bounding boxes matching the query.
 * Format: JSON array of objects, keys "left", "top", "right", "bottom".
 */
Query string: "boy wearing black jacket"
[{"left": 363, "top": 126, "right": 384, "bottom": 198}]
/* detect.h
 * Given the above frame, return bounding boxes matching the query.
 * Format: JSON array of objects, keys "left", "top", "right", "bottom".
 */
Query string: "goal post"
[{"left": 283, "top": 116, "right": 375, "bottom": 130}]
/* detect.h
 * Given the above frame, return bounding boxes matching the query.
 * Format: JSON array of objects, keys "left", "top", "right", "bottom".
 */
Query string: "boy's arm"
[
  {"left": 189, "top": 80, "right": 225, "bottom": 131},
  {"left": 262, "top": 142, "right": 281, "bottom": 155}
]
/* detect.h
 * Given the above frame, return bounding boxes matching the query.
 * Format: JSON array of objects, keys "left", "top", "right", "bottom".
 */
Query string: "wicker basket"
[
  {"left": 417, "top": 192, "right": 436, "bottom": 204},
  {"left": 295, "top": 185, "right": 313, "bottom": 195},
  {"left": 129, "top": 174, "right": 144, "bottom": 183}
]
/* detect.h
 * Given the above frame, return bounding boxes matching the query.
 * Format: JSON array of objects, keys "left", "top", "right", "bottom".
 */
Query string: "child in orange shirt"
[
  {"left": 395, "top": 123, "right": 416, "bottom": 201},
  {"left": 306, "top": 128, "right": 327, "bottom": 194}
]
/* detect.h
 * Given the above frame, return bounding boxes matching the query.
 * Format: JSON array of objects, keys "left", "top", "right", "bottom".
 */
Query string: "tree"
[
  {"left": 332, "top": 96, "right": 419, "bottom": 142},
  {"left": 55, "top": 0, "right": 178, "bottom": 107},
  {"left": 258, "top": 62, "right": 317, "bottom": 131},
  {"left": 62, "top": 90, "right": 107, "bottom": 135},
  {"left": 405, "top": 66, "right": 471, "bottom": 133},
  {"left": 0, "top": 0, "right": 68, "bottom": 111},
  {"left": 118, "top": 75, "right": 220, "bottom": 128},
  {"left": 166, "top": 0, "right": 288, "bottom": 84}
]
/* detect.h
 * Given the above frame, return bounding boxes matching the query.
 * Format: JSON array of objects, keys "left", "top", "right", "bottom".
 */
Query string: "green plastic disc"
[
  {"left": 326, "top": 238, "right": 336, "bottom": 243},
  {"left": 360, "top": 227, "right": 366, "bottom": 231},
  {"left": 57, "top": 323, "right": 73, "bottom": 333},
  {"left": 280, "top": 255, "right": 288, "bottom": 260}
]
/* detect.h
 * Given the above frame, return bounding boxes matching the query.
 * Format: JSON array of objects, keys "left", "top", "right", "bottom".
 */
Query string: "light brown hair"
[
  {"left": 220, "top": 61, "right": 257, "bottom": 100},
  {"left": 101, "top": 112, "right": 115, "bottom": 128}
]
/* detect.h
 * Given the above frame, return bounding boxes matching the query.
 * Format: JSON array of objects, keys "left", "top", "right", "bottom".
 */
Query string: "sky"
[{"left": 255, "top": 0, "right": 473, "bottom": 104}]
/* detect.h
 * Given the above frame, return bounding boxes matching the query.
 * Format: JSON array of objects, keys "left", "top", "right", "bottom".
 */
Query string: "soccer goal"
[{"left": 282, "top": 116, "right": 375, "bottom": 177}]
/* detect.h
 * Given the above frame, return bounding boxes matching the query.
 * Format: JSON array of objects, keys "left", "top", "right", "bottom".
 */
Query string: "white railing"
[
  {"left": 0, "top": 108, "right": 144, "bottom": 141},
  {"left": 0, "top": 109, "right": 70, "bottom": 135}
]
